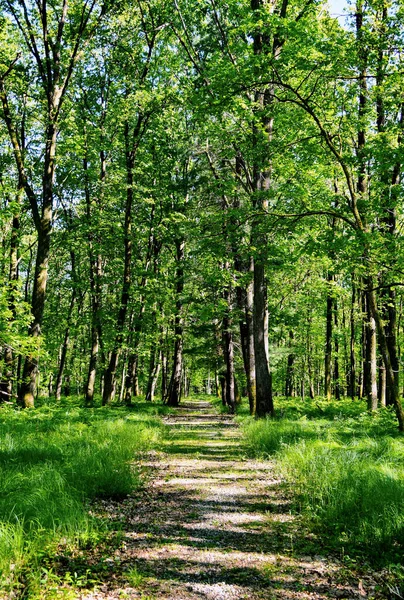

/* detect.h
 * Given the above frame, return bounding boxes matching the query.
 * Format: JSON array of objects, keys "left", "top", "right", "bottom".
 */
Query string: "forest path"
[{"left": 82, "top": 400, "right": 378, "bottom": 600}]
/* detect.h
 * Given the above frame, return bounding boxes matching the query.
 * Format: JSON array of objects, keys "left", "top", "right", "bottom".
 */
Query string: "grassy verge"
[
  {"left": 0, "top": 396, "right": 166, "bottom": 598},
  {"left": 241, "top": 398, "right": 404, "bottom": 569}
]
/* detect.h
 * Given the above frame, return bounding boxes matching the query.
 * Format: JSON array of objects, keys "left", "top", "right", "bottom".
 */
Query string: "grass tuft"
[
  {"left": 0, "top": 398, "right": 165, "bottom": 598},
  {"left": 241, "top": 397, "right": 404, "bottom": 562}
]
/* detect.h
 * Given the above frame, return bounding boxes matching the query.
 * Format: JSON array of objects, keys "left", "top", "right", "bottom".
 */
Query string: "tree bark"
[
  {"left": 368, "top": 285, "right": 404, "bottom": 429},
  {"left": 222, "top": 270, "right": 235, "bottom": 414},
  {"left": 250, "top": 0, "right": 278, "bottom": 418},
  {"left": 166, "top": 239, "right": 185, "bottom": 407},
  {"left": 55, "top": 282, "right": 77, "bottom": 401},
  {"left": 333, "top": 296, "right": 341, "bottom": 399},
  {"left": 0, "top": 183, "right": 22, "bottom": 402},
  {"left": 145, "top": 339, "right": 160, "bottom": 402},
  {"left": 349, "top": 274, "right": 356, "bottom": 399},
  {"left": 367, "top": 301, "right": 378, "bottom": 411},
  {"left": 285, "top": 330, "right": 295, "bottom": 397},
  {"left": 102, "top": 123, "right": 135, "bottom": 405},
  {"left": 325, "top": 272, "right": 333, "bottom": 401}
]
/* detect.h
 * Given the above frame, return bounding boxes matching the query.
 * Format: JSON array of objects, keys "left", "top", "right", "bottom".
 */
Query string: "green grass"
[
  {"left": 0, "top": 397, "right": 166, "bottom": 598},
  {"left": 241, "top": 397, "right": 404, "bottom": 565}
]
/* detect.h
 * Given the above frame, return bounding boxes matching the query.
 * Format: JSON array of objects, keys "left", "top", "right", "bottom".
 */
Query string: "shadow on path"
[{"left": 76, "top": 399, "right": 383, "bottom": 600}]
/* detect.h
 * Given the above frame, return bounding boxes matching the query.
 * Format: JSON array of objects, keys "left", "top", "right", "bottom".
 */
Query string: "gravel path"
[{"left": 81, "top": 400, "right": 385, "bottom": 600}]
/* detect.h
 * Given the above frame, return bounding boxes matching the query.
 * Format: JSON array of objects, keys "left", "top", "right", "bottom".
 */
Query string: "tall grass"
[
  {"left": 0, "top": 398, "right": 165, "bottom": 598},
  {"left": 242, "top": 398, "right": 404, "bottom": 562}
]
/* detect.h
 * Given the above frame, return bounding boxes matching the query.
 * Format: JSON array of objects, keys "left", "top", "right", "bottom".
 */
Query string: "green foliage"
[
  {"left": 242, "top": 398, "right": 404, "bottom": 561},
  {"left": 0, "top": 399, "right": 165, "bottom": 597}
]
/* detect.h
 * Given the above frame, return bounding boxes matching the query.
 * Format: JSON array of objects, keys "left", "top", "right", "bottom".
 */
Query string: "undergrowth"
[
  {"left": 0, "top": 396, "right": 166, "bottom": 598},
  {"left": 241, "top": 397, "right": 404, "bottom": 568}
]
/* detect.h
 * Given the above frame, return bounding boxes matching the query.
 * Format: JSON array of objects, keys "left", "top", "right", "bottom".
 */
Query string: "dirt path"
[{"left": 81, "top": 400, "right": 383, "bottom": 600}]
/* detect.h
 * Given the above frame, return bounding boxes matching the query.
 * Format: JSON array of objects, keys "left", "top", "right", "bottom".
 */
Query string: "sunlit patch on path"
[{"left": 81, "top": 400, "right": 382, "bottom": 600}]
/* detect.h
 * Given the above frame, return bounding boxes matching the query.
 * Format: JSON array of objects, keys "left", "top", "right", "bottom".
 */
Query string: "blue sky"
[{"left": 327, "top": 0, "right": 350, "bottom": 26}]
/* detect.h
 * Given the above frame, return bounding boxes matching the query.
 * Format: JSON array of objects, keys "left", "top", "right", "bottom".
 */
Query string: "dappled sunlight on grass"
[
  {"left": 0, "top": 398, "right": 165, "bottom": 598},
  {"left": 241, "top": 397, "right": 404, "bottom": 564}
]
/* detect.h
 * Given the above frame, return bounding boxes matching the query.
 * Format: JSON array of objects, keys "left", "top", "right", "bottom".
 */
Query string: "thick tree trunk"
[
  {"left": 250, "top": 0, "right": 276, "bottom": 418},
  {"left": 20, "top": 120, "right": 57, "bottom": 407},
  {"left": 253, "top": 259, "right": 273, "bottom": 416},
  {"left": 368, "top": 285, "right": 404, "bottom": 430},
  {"left": 383, "top": 288, "right": 399, "bottom": 407},
  {"left": 166, "top": 239, "right": 185, "bottom": 407}
]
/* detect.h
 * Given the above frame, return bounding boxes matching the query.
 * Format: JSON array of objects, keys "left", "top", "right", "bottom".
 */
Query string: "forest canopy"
[{"left": 1, "top": 0, "right": 404, "bottom": 428}]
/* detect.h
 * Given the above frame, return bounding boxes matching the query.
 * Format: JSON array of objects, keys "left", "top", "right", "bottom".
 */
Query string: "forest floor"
[{"left": 72, "top": 399, "right": 391, "bottom": 600}]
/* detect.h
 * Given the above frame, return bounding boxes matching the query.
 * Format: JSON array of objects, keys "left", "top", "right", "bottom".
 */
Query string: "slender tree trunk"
[
  {"left": 285, "top": 330, "right": 295, "bottom": 397},
  {"left": 146, "top": 341, "right": 160, "bottom": 402},
  {"left": 222, "top": 271, "right": 235, "bottom": 414},
  {"left": 55, "top": 285, "right": 77, "bottom": 401},
  {"left": 236, "top": 258, "right": 256, "bottom": 415},
  {"left": 379, "top": 360, "right": 386, "bottom": 407},
  {"left": 376, "top": 6, "right": 401, "bottom": 408},
  {"left": 350, "top": 274, "right": 356, "bottom": 399},
  {"left": 334, "top": 296, "right": 340, "bottom": 399},
  {"left": 245, "top": 259, "right": 256, "bottom": 413},
  {"left": 215, "top": 366, "right": 221, "bottom": 399},
  {"left": 361, "top": 289, "right": 371, "bottom": 399},
  {"left": 367, "top": 285, "right": 404, "bottom": 429},
  {"left": 84, "top": 142, "right": 105, "bottom": 405},
  {"left": 0, "top": 185, "right": 21, "bottom": 402},
  {"left": 125, "top": 225, "right": 160, "bottom": 405},
  {"left": 161, "top": 336, "right": 169, "bottom": 402},
  {"left": 367, "top": 298, "right": 378, "bottom": 411},
  {"left": 325, "top": 272, "right": 333, "bottom": 401},
  {"left": 103, "top": 126, "right": 134, "bottom": 405}
]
